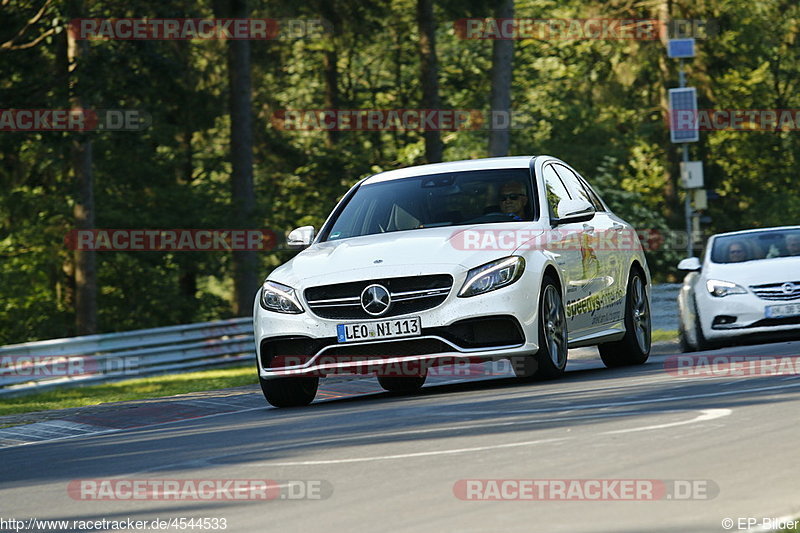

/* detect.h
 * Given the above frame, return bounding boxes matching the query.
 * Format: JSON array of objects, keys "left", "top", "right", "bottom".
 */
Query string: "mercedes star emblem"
[{"left": 361, "top": 284, "right": 391, "bottom": 316}]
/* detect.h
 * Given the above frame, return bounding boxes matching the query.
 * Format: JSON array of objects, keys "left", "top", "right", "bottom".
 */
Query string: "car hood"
[
  {"left": 705, "top": 256, "right": 800, "bottom": 286},
  {"left": 268, "top": 224, "right": 545, "bottom": 286}
]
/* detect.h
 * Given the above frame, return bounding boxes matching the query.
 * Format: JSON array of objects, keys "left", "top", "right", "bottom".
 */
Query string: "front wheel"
[
  {"left": 599, "top": 271, "right": 651, "bottom": 367},
  {"left": 260, "top": 375, "right": 319, "bottom": 408},
  {"left": 692, "top": 309, "right": 716, "bottom": 352},
  {"left": 514, "top": 276, "right": 568, "bottom": 380},
  {"left": 678, "top": 322, "right": 694, "bottom": 353}
]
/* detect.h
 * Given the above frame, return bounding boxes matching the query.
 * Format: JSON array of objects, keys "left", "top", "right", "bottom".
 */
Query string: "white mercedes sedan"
[
  {"left": 254, "top": 156, "right": 652, "bottom": 407},
  {"left": 677, "top": 226, "right": 800, "bottom": 351}
]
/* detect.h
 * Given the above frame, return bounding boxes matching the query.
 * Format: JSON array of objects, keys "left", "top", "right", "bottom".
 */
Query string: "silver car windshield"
[
  {"left": 711, "top": 229, "right": 800, "bottom": 264},
  {"left": 323, "top": 169, "right": 536, "bottom": 242}
]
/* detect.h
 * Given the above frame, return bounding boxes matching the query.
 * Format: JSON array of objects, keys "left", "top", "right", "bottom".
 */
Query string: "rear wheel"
[
  {"left": 599, "top": 271, "right": 651, "bottom": 367},
  {"left": 259, "top": 375, "right": 318, "bottom": 408},
  {"left": 513, "top": 276, "right": 568, "bottom": 380}
]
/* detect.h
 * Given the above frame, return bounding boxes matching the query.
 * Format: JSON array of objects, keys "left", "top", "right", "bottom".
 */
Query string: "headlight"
[
  {"left": 706, "top": 279, "right": 747, "bottom": 298},
  {"left": 459, "top": 256, "right": 525, "bottom": 298},
  {"left": 260, "top": 281, "right": 304, "bottom": 313}
]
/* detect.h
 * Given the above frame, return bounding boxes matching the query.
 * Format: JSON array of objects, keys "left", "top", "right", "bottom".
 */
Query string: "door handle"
[
  {"left": 612, "top": 223, "right": 625, "bottom": 232},
  {"left": 582, "top": 224, "right": 595, "bottom": 234}
]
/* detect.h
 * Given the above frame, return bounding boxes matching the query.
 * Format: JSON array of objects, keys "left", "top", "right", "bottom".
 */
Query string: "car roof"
[
  {"left": 712, "top": 225, "right": 800, "bottom": 239},
  {"left": 362, "top": 156, "right": 538, "bottom": 184}
]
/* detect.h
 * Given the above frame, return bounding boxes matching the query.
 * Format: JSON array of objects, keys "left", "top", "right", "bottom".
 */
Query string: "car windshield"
[
  {"left": 710, "top": 228, "right": 800, "bottom": 264},
  {"left": 323, "top": 169, "right": 536, "bottom": 241}
]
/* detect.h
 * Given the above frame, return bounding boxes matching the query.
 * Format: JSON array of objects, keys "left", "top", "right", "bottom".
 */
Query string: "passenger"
[{"left": 786, "top": 234, "right": 800, "bottom": 256}]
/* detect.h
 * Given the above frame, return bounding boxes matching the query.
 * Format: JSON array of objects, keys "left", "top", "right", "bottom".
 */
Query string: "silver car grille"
[
  {"left": 750, "top": 281, "right": 800, "bottom": 301},
  {"left": 304, "top": 274, "right": 453, "bottom": 319}
]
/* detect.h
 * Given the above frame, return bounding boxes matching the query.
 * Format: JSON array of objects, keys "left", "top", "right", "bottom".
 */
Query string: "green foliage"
[{"left": 1, "top": 0, "right": 798, "bottom": 342}]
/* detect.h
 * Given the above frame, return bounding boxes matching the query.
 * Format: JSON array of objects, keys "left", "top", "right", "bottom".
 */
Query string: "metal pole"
[
  {"left": 678, "top": 58, "right": 693, "bottom": 257},
  {"left": 683, "top": 144, "right": 692, "bottom": 257}
]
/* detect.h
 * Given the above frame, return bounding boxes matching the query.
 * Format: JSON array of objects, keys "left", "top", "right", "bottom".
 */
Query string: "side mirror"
[
  {"left": 553, "top": 199, "right": 595, "bottom": 225},
  {"left": 287, "top": 226, "right": 315, "bottom": 248},
  {"left": 677, "top": 257, "right": 702, "bottom": 272}
]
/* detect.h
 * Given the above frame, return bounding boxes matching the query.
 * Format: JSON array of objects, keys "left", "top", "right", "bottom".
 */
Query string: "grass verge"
[
  {"left": 652, "top": 329, "right": 677, "bottom": 343},
  {"left": 0, "top": 365, "right": 258, "bottom": 418},
  {"left": 2, "top": 331, "right": 679, "bottom": 420}
]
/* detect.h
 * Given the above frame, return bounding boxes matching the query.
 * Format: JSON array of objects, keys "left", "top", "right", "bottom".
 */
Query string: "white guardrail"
[
  {"left": 0, "top": 285, "right": 681, "bottom": 397},
  {"left": 0, "top": 318, "right": 254, "bottom": 397}
]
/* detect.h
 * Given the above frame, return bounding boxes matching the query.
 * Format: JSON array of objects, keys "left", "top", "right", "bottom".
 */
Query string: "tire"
[
  {"left": 678, "top": 323, "right": 694, "bottom": 353},
  {"left": 693, "top": 310, "right": 715, "bottom": 352},
  {"left": 377, "top": 373, "right": 427, "bottom": 393},
  {"left": 599, "top": 271, "right": 651, "bottom": 367},
  {"left": 513, "top": 275, "right": 568, "bottom": 380},
  {"left": 259, "top": 375, "right": 319, "bottom": 408}
]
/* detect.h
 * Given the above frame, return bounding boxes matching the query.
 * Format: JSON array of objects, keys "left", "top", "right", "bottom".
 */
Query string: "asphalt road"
[{"left": 2, "top": 341, "right": 800, "bottom": 533}]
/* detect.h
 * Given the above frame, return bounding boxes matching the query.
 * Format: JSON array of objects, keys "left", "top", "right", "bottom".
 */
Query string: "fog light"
[{"left": 712, "top": 315, "right": 736, "bottom": 326}]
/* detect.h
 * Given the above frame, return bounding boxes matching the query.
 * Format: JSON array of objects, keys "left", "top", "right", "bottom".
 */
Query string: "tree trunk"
[
  {"left": 657, "top": 0, "right": 678, "bottom": 224},
  {"left": 488, "top": 0, "right": 514, "bottom": 157},
  {"left": 215, "top": 0, "right": 258, "bottom": 316},
  {"left": 416, "top": 0, "right": 443, "bottom": 163},
  {"left": 65, "top": 0, "right": 97, "bottom": 335},
  {"left": 319, "top": 0, "right": 341, "bottom": 148}
]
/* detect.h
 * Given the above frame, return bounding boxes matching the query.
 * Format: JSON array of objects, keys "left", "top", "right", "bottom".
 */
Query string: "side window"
[
  {"left": 553, "top": 164, "right": 602, "bottom": 211},
  {"left": 577, "top": 177, "right": 607, "bottom": 212},
  {"left": 542, "top": 164, "right": 572, "bottom": 219}
]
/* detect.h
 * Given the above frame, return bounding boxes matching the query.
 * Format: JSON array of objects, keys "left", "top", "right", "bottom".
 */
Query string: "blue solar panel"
[
  {"left": 668, "top": 38, "right": 695, "bottom": 58},
  {"left": 669, "top": 88, "right": 699, "bottom": 143}
]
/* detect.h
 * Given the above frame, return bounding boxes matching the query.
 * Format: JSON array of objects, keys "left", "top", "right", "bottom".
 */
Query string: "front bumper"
[
  {"left": 254, "top": 274, "right": 541, "bottom": 379},
  {"left": 696, "top": 290, "right": 800, "bottom": 341}
]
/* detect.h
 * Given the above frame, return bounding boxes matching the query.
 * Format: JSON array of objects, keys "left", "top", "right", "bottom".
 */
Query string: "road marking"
[
  {"left": 258, "top": 437, "right": 568, "bottom": 466},
  {"left": 252, "top": 408, "right": 730, "bottom": 466},
  {"left": 601, "top": 408, "right": 731, "bottom": 434},
  {"left": 430, "top": 381, "right": 800, "bottom": 416},
  {"left": 3, "top": 373, "right": 798, "bottom": 450}
]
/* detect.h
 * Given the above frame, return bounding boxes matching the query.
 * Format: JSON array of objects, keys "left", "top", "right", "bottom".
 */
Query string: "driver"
[
  {"left": 499, "top": 181, "right": 529, "bottom": 219},
  {"left": 727, "top": 241, "right": 748, "bottom": 262}
]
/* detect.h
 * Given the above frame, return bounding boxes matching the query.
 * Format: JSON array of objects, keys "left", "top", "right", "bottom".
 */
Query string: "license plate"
[
  {"left": 765, "top": 304, "right": 800, "bottom": 318},
  {"left": 336, "top": 317, "right": 421, "bottom": 343}
]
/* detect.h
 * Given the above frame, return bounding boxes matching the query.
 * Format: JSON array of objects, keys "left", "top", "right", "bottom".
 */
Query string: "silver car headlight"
[
  {"left": 706, "top": 279, "right": 747, "bottom": 298},
  {"left": 459, "top": 256, "right": 525, "bottom": 298},
  {"left": 260, "top": 281, "right": 304, "bottom": 313}
]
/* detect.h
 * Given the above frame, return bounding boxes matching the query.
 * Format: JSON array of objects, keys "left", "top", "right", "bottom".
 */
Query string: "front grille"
[
  {"left": 751, "top": 281, "right": 800, "bottom": 301},
  {"left": 304, "top": 274, "right": 453, "bottom": 319}
]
